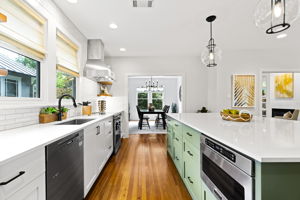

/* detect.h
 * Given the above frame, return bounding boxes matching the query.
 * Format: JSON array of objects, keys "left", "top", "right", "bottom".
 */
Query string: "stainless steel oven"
[
  {"left": 201, "top": 135, "right": 254, "bottom": 200},
  {"left": 113, "top": 113, "right": 122, "bottom": 154}
]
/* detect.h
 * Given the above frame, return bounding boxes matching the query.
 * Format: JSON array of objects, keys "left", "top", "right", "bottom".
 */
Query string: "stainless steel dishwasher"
[{"left": 46, "top": 130, "right": 84, "bottom": 200}]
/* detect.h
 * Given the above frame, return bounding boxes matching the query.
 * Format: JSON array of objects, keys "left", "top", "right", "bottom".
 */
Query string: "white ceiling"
[{"left": 53, "top": 0, "right": 300, "bottom": 56}]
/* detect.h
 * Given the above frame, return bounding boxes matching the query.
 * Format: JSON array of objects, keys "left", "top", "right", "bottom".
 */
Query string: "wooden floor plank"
[{"left": 85, "top": 134, "right": 192, "bottom": 200}]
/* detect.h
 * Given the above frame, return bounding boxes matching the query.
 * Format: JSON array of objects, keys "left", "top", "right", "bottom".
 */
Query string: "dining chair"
[
  {"left": 136, "top": 106, "right": 150, "bottom": 129},
  {"left": 155, "top": 105, "right": 170, "bottom": 128}
]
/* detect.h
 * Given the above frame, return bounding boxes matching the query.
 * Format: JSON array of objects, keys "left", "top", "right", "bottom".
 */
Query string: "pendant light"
[
  {"left": 0, "top": 13, "right": 8, "bottom": 76},
  {"left": 201, "top": 15, "right": 221, "bottom": 67},
  {"left": 254, "top": 0, "right": 300, "bottom": 34}
]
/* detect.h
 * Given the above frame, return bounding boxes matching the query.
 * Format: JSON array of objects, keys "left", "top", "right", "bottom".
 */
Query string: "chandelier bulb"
[{"left": 274, "top": 0, "right": 283, "bottom": 18}]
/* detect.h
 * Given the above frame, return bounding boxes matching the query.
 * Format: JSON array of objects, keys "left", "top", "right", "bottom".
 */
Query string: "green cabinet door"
[
  {"left": 167, "top": 119, "right": 174, "bottom": 158},
  {"left": 184, "top": 141, "right": 202, "bottom": 200},
  {"left": 202, "top": 181, "right": 217, "bottom": 200}
]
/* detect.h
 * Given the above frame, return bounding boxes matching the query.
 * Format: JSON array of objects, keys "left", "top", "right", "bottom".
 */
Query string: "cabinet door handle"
[
  {"left": 187, "top": 150, "right": 193, "bottom": 157},
  {"left": 108, "top": 146, "right": 112, "bottom": 149},
  {"left": 204, "top": 191, "right": 206, "bottom": 200},
  {"left": 96, "top": 126, "right": 100, "bottom": 135},
  {"left": 174, "top": 124, "right": 179, "bottom": 127},
  {"left": 186, "top": 132, "right": 192, "bottom": 137},
  {"left": 0, "top": 171, "right": 25, "bottom": 186},
  {"left": 187, "top": 177, "right": 194, "bottom": 184},
  {"left": 175, "top": 156, "right": 179, "bottom": 161},
  {"left": 213, "top": 188, "right": 223, "bottom": 200},
  {"left": 175, "top": 137, "right": 179, "bottom": 141}
]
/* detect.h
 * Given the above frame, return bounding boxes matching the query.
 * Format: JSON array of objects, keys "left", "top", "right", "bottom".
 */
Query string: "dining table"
[{"left": 139, "top": 109, "right": 167, "bottom": 130}]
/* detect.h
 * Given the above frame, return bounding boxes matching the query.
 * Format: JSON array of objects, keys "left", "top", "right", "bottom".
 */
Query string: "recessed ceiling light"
[
  {"left": 67, "top": 0, "right": 78, "bottom": 4},
  {"left": 120, "top": 48, "right": 126, "bottom": 52},
  {"left": 276, "top": 33, "right": 287, "bottom": 39},
  {"left": 109, "top": 23, "right": 118, "bottom": 30}
]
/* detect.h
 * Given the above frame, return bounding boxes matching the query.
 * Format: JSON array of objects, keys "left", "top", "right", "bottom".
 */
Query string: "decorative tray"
[{"left": 220, "top": 112, "right": 253, "bottom": 122}]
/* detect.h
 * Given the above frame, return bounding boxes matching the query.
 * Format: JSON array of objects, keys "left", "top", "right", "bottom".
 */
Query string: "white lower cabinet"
[
  {"left": 84, "top": 117, "right": 114, "bottom": 197},
  {"left": 0, "top": 148, "right": 45, "bottom": 200},
  {"left": 6, "top": 174, "right": 45, "bottom": 200}
]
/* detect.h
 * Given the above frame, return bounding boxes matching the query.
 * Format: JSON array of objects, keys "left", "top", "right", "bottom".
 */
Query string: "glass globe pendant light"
[
  {"left": 254, "top": 0, "right": 300, "bottom": 34},
  {"left": 201, "top": 15, "right": 221, "bottom": 67}
]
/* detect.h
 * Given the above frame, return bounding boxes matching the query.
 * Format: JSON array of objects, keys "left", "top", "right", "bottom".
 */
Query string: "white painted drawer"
[
  {"left": 0, "top": 148, "right": 45, "bottom": 199},
  {"left": 104, "top": 118, "right": 113, "bottom": 135}
]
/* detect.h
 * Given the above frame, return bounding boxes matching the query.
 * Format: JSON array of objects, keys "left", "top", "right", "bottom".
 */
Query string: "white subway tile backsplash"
[
  {"left": 5, "top": 114, "right": 24, "bottom": 120},
  {"left": 0, "top": 105, "right": 81, "bottom": 131}
]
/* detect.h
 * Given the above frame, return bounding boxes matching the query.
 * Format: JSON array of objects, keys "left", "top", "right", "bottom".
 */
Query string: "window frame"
[
  {"left": 151, "top": 91, "right": 164, "bottom": 110},
  {"left": 56, "top": 69, "right": 77, "bottom": 100},
  {"left": 136, "top": 91, "right": 149, "bottom": 110},
  {"left": 136, "top": 90, "right": 165, "bottom": 110},
  {"left": 0, "top": 43, "right": 42, "bottom": 101}
]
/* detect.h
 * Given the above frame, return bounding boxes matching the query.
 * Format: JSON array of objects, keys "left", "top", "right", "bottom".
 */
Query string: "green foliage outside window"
[
  {"left": 56, "top": 71, "right": 76, "bottom": 98},
  {"left": 137, "top": 92, "right": 148, "bottom": 109},
  {"left": 152, "top": 92, "right": 163, "bottom": 109}
]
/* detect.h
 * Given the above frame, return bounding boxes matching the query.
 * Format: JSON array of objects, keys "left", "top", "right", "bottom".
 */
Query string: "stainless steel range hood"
[{"left": 85, "top": 39, "right": 115, "bottom": 81}]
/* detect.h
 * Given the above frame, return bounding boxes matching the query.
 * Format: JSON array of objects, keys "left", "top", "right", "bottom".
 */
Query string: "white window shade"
[
  {"left": 0, "top": 0, "right": 46, "bottom": 59},
  {"left": 56, "top": 31, "right": 79, "bottom": 77}
]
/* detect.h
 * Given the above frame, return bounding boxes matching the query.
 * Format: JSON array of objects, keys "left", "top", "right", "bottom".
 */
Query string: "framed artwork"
[
  {"left": 232, "top": 74, "right": 255, "bottom": 108},
  {"left": 274, "top": 73, "right": 294, "bottom": 98}
]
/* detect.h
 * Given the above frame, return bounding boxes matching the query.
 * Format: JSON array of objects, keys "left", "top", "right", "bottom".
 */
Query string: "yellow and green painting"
[{"left": 275, "top": 73, "right": 294, "bottom": 98}]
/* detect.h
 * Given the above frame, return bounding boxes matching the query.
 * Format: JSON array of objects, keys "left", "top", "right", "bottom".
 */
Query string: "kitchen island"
[{"left": 167, "top": 113, "right": 300, "bottom": 200}]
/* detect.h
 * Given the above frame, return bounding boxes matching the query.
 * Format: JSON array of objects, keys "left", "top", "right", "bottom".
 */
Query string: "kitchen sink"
[{"left": 56, "top": 119, "right": 95, "bottom": 125}]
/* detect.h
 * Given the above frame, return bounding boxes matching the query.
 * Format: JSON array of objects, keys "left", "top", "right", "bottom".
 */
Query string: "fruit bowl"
[{"left": 220, "top": 109, "right": 253, "bottom": 122}]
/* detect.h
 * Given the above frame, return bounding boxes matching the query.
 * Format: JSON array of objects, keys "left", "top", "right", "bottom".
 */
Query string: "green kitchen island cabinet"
[
  {"left": 167, "top": 117, "right": 202, "bottom": 200},
  {"left": 167, "top": 113, "right": 300, "bottom": 200}
]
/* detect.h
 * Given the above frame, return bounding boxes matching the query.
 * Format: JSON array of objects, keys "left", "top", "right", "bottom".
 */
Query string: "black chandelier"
[{"left": 201, "top": 15, "right": 221, "bottom": 67}]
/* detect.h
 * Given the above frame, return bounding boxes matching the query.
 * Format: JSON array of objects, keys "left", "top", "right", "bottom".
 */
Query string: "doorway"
[{"left": 128, "top": 75, "right": 183, "bottom": 134}]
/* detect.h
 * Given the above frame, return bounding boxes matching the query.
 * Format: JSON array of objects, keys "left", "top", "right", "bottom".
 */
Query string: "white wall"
[
  {"left": 206, "top": 49, "right": 300, "bottom": 114},
  {"left": 106, "top": 56, "right": 208, "bottom": 112},
  {"left": 128, "top": 76, "right": 181, "bottom": 120},
  {"left": 270, "top": 73, "right": 300, "bottom": 110},
  {"left": 105, "top": 56, "right": 208, "bottom": 137}
]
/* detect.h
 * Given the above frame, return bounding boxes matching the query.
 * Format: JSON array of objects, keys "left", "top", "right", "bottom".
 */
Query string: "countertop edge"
[
  {"left": 0, "top": 111, "right": 124, "bottom": 166},
  {"left": 167, "top": 113, "right": 299, "bottom": 163}
]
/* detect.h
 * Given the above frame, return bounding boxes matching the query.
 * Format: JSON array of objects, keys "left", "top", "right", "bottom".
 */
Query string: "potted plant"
[
  {"left": 79, "top": 101, "right": 92, "bottom": 116},
  {"left": 60, "top": 107, "right": 69, "bottom": 120},
  {"left": 39, "top": 107, "right": 58, "bottom": 123}
]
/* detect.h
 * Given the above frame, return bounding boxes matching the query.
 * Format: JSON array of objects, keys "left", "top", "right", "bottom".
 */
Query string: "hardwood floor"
[{"left": 85, "top": 134, "right": 192, "bottom": 200}]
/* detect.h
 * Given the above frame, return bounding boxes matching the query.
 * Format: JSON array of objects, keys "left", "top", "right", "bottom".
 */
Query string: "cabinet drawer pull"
[
  {"left": 108, "top": 146, "right": 112, "bottom": 149},
  {"left": 96, "top": 126, "right": 100, "bottom": 135},
  {"left": 0, "top": 171, "right": 25, "bottom": 186},
  {"left": 187, "top": 150, "right": 193, "bottom": 157},
  {"left": 213, "top": 188, "right": 223, "bottom": 200},
  {"left": 175, "top": 137, "right": 179, "bottom": 141},
  {"left": 174, "top": 124, "right": 179, "bottom": 127},
  {"left": 187, "top": 177, "right": 194, "bottom": 184},
  {"left": 186, "top": 132, "right": 192, "bottom": 137},
  {"left": 175, "top": 156, "right": 179, "bottom": 161}
]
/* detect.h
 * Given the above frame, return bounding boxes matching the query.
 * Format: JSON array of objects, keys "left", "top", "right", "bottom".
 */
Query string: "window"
[
  {"left": 0, "top": 0, "right": 46, "bottom": 59},
  {"left": 136, "top": 90, "right": 164, "bottom": 110},
  {"left": 152, "top": 92, "right": 163, "bottom": 110},
  {"left": 0, "top": 46, "right": 40, "bottom": 98},
  {"left": 137, "top": 92, "right": 148, "bottom": 110},
  {"left": 56, "top": 30, "right": 79, "bottom": 98},
  {"left": 56, "top": 70, "right": 76, "bottom": 99}
]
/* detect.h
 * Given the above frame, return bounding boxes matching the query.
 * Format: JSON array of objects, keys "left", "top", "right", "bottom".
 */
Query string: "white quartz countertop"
[
  {"left": 0, "top": 112, "right": 123, "bottom": 166},
  {"left": 167, "top": 113, "right": 300, "bottom": 163}
]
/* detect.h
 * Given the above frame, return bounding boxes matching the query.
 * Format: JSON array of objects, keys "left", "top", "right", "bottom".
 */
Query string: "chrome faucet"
[{"left": 58, "top": 94, "right": 77, "bottom": 121}]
